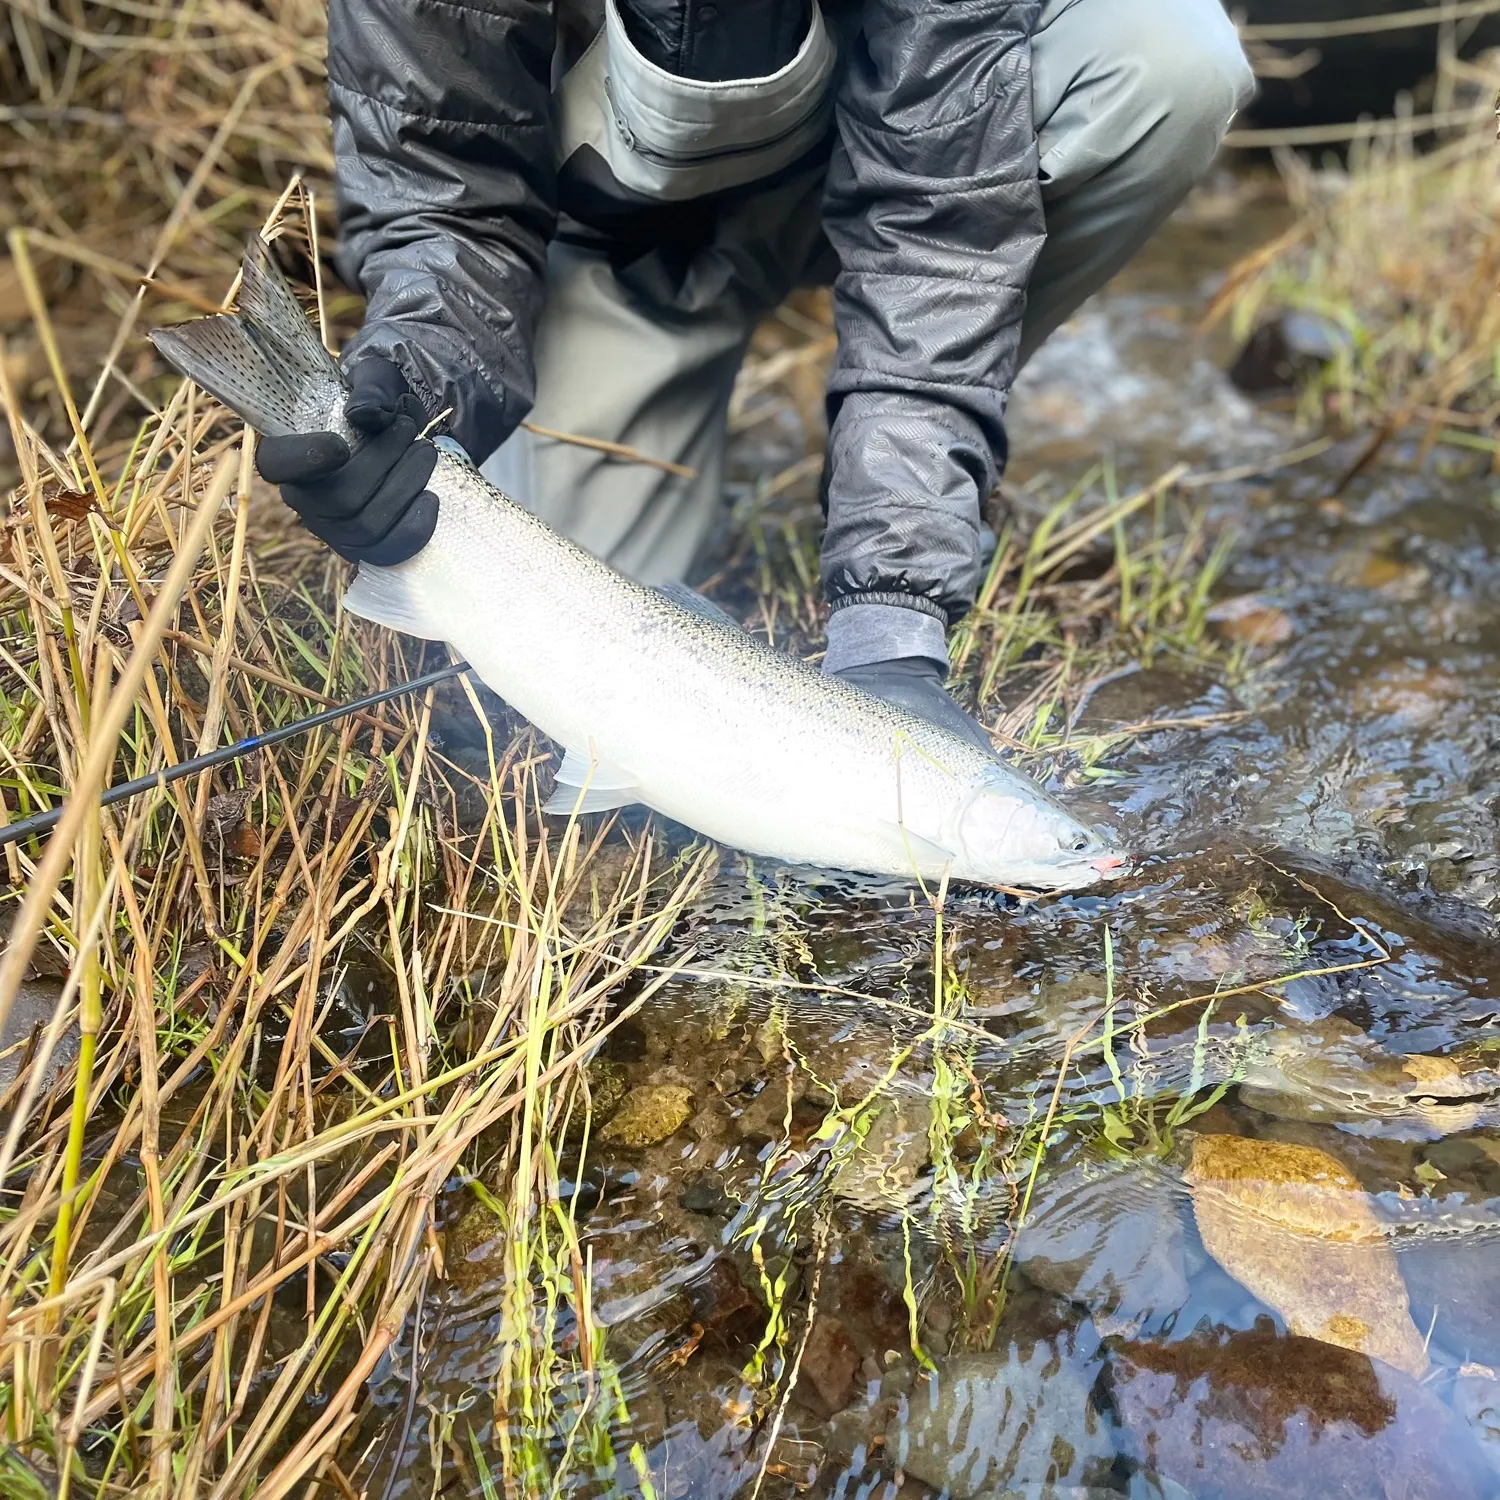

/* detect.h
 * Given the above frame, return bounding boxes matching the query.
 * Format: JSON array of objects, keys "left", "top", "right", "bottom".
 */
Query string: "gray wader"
[{"left": 481, "top": 0, "right": 1255, "bottom": 605}]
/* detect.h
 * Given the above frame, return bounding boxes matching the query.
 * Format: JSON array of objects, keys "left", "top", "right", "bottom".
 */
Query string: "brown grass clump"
[
  {"left": 1, "top": 10, "right": 724, "bottom": 1486},
  {"left": 1, "top": 198, "right": 715, "bottom": 1499},
  {"left": 1210, "top": 54, "right": 1500, "bottom": 472}
]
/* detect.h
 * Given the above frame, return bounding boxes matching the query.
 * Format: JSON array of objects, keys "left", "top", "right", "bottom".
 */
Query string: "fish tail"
[{"left": 149, "top": 238, "right": 344, "bottom": 438}]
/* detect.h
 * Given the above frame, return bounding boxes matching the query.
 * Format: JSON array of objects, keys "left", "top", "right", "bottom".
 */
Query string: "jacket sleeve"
[
  {"left": 819, "top": 0, "right": 1046, "bottom": 627},
  {"left": 327, "top": 0, "right": 557, "bottom": 464}
]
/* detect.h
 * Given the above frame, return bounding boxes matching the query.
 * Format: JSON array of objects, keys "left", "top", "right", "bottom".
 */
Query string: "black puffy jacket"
[{"left": 328, "top": 0, "right": 1046, "bottom": 626}]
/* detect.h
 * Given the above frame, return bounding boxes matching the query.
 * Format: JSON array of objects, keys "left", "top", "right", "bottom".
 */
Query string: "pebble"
[
  {"left": 583, "top": 1058, "right": 629, "bottom": 1121},
  {"left": 1206, "top": 594, "right": 1294, "bottom": 648},
  {"left": 678, "top": 1172, "right": 731, "bottom": 1217},
  {"left": 1452, "top": 1371, "right": 1500, "bottom": 1478},
  {"left": 1349, "top": 662, "right": 1466, "bottom": 730},
  {"left": 799, "top": 1315, "right": 860, "bottom": 1416},
  {"left": 442, "top": 1196, "right": 507, "bottom": 1294}
]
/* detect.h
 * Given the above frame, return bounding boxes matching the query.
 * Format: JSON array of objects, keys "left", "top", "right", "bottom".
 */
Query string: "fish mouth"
[{"left": 1016, "top": 850, "right": 1130, "bottom": 894}]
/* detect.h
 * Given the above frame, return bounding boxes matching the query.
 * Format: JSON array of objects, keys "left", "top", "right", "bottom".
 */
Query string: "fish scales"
[{"left": 151, "top": 240, "right": 1124, "bottom": 891}]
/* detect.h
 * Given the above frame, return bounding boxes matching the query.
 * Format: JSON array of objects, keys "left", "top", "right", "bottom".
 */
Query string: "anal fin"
[{"left": 543, "top": 746, "right": 641, "bottom": 816}]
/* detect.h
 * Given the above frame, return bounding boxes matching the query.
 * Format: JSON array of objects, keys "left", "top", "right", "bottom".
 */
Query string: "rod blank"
[{"left": 0, "top": 661, "right": 470, "bottom": 851}]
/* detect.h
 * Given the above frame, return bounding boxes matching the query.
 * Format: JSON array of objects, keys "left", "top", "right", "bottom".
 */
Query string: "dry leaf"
[
  {"left": 225, "top": 821, "right": 261, "bottom": 859},
  {"left": 45, "top": 487, "right": 94, "bottom": 522},
  {"left": 1186, "top": 1134, "right": 1427, "bottom": 1377}
]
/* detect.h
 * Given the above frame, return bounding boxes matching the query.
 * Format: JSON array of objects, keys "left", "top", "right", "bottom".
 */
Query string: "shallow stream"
[{"left": 371, "top": 180, "right": 1500, "bottom": 1500}]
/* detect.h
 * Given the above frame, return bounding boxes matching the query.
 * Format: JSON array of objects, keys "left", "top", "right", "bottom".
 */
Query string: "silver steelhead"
[{"left": 151, "top": 241, "right": 1127, "bottom": 892}]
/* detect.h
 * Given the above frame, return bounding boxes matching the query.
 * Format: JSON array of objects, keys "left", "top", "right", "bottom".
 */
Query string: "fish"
[{"left": 150, "top": 240, "right": 1127, "bottom": 892}]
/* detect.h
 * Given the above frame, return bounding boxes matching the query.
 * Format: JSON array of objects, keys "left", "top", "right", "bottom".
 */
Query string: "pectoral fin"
[
  {"left": 876, "top": 821, "right": 956, "bottom": 876},
  {"left": 343, "top": 564, "right": 446, "bottom": 640},
  {"left": 542, "top": 747, "right": 641, "bottom": 815}
]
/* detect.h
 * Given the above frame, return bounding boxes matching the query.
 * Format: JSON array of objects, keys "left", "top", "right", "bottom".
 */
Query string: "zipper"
[{"left": 603, "top": 74, "right": 829, "bottom": 168}]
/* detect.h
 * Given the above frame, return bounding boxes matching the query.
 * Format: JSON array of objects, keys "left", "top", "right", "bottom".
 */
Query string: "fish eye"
[{"left": 1068, "top": 833, "right": 1091, "bottom": 854}]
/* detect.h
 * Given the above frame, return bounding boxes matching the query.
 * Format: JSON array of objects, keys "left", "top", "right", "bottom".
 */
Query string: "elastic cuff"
[
  {"left": 827, "top": 591, "right": 948, "bottom": 624},
  {"left": 822, "top": 602, "right": 949, "bottom": 675}
]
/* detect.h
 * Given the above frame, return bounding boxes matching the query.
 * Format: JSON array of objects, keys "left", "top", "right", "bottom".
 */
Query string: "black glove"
[
  {"left": 834, "top": 657, "right": 994, "bottom": 753},
  {"left": 255, "top": 357, "right": 440, "bottom": 565}
]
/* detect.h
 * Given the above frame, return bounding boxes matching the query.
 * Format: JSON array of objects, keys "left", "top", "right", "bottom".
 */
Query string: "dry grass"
[
  {"left": 1, "top": 7, "right": 723, "bottom": 1485},
  {"left": 0, "top": 195, "right": 715, "bottom": 1497},
  {"left": 1209, "top": 54, "right": 1500, "bottom": 477}
]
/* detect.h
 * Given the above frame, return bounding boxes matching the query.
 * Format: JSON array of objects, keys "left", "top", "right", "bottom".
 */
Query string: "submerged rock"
[
  {"left": 1452, "top": 1371, "right": 1500, "bottom": 1480},
  {"left": 1396, "top": 1052, "right": 1485, "bottom": 1134},
  {"left": 442, "top": 1196, "right": 507, "bottom": 1294},
  {"left": 583, "top": 1057, "right": 630, "bottom": 1122},
  {"left": 1108, "top": 1323, "right": 1488, "bottom": 1500},
  {"left": 1227, "top": 312, "right": 1348, "bottom": 394},
  {"left": 1185, "top": 1134, "right": 1427, "bottom": 1376},
  {"left": 598, "top": 1084, "right": 694, "bottom": 1147},
  {"left": 1399, "top": 1226, "right": 1500, "bottom": 1369},
  {"left": 1205, "top": 594, "right": 1294, "bottom": 648},
  {"left": 798, "top": 1315, "right": 859, "bottom": 1416},
  {"left": 887, "top": 1335, "right": 1113, "bottom": 1499}
]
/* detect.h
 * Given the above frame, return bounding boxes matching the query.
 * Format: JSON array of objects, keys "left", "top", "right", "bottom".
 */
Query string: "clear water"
[{"left": 366, "top": 184, "right": 1500, "bottom": 1500}]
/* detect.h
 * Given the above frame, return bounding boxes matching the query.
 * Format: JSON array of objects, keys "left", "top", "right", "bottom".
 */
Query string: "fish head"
[{"left": 953, "top": 771, "right": 1129, "bottom": 891}]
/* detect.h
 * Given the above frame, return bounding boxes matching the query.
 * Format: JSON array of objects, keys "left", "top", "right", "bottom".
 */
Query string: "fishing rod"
[{"left": 0, "top": 660, "right": 471, "bottom": 851}]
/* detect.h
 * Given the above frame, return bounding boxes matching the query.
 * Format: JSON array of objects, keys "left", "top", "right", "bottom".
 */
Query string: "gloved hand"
[
  {"left": 833, "top": 656, "right": 994, "bottom": 752},
  {"left": 255, "top": 356, "right": 440, "bottom": 565}
]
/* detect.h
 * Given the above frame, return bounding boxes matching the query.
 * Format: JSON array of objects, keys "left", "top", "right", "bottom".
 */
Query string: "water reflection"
[{"left": 1107, "top": 1324, "right": 1484, "bottom": 1500}]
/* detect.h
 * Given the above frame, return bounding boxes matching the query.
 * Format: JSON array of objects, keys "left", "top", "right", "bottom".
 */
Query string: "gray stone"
[
  {"left": 887, "top": 1336, "right": 1114, "bottom": 1500},
  {"left": 0, "top": 977, "right": 75, "bottom": 1100},
  {"left": 1453, "top": 1373, "right": 1500, "bottom": 1479},
  {"left": 1013, "top": 1164, "right": 1188, "bottom": 1331}
]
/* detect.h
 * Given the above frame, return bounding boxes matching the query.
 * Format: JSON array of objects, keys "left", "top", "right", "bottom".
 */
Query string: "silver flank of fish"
[{"left": 151, "top": 241, "right": 1126, "bottom": 891}]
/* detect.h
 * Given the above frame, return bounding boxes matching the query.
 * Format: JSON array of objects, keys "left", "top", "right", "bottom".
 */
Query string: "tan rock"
[
  {"left": 1206, "top": 593, "right": 1294, "bottom": 647},
  {"left": 1186, "top": 1134, "right": 1427, "bottom": 1376},
  {"left": 1345, "top": 550, "right": 1431, "bottom": 600},
  {"left": 597, "top": 1084, "right": 694, "bottom": 1147},
  {"left": 1350, "top": 663, "right": 1465, "bottom": 728}
]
